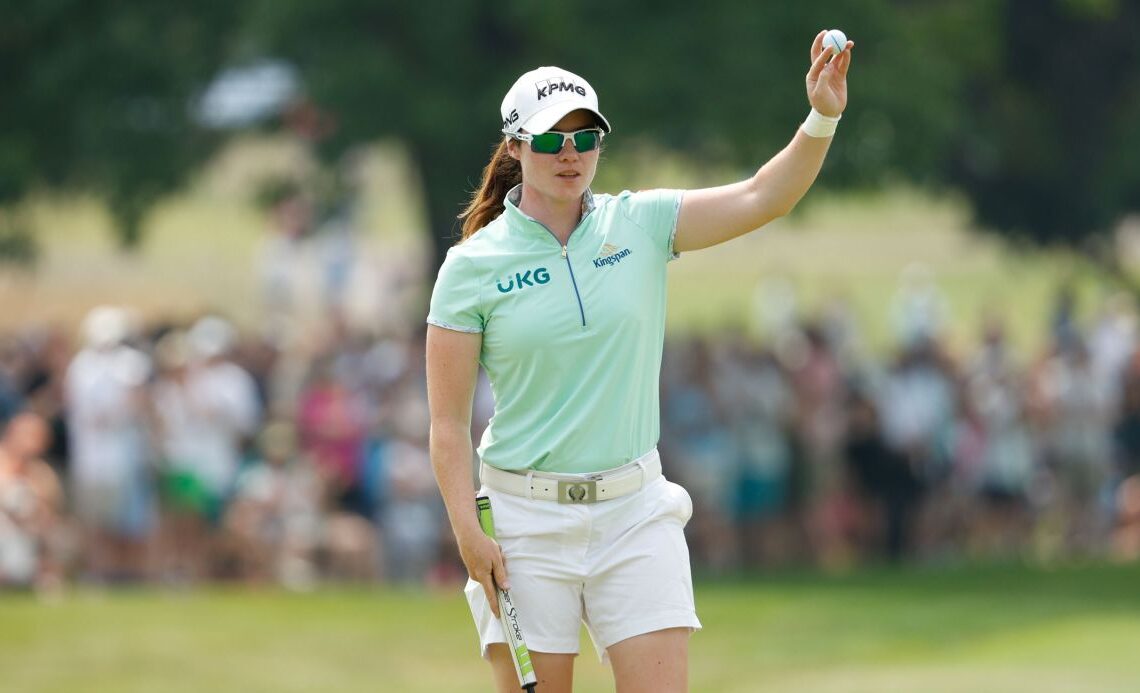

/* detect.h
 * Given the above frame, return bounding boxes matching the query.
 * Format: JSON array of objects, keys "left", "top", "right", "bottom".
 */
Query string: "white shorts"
[{"left": 465, "top": 462, "right": 702, "bottom": 663}]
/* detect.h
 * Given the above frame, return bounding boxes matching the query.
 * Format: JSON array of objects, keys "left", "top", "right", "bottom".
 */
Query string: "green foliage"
[
  {"left": 243, "top": 0, "right": 545, "bottom": 262},
  {"left": 0, "top": 228, "right": 38, "bottom": 265},
  {"left": 245, "top": 1, "right": 952, "bottom": 263},
  {"left": 241, "top": 0, "right": 1140, "bottom": 268},
  {"left": 945, "top": 0, "right": 1140, "bottom": 247},
  {"left": 5, "top": 1, "right": 1140, "bottom": 265},
  {"left": 0, "top": 1, "right": 242, "bottom": 248}
]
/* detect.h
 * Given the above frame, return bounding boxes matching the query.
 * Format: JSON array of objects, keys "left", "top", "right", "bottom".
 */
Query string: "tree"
[
  {"left": 0, "top": 1, "right": 241, "bottom": 256},
  {"left": 943, "top": 0, "right": 1140, "bottom": 276},
  {"left": 246, "top": 1, "right": 944, "bottom": 269},
  {"left": 8, "top": 0, "right": 1140, "bottom": 286},
  {"left": 244, "top": 1, "right": 537, "bottom": 269}
]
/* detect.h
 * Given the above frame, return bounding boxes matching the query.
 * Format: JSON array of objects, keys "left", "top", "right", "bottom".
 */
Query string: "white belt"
[{"left": 480, "top": 449, "right": 661, "bottom": 504}]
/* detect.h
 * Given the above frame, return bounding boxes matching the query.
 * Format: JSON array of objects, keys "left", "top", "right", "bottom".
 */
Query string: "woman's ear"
[{"left": 506, "top": 138, "right": 521, "bottom": 161}]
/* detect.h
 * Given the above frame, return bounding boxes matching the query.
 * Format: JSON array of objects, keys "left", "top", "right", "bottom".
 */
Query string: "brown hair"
[{"left": 457, "top": 139, "right": 521, "bottom": 241}]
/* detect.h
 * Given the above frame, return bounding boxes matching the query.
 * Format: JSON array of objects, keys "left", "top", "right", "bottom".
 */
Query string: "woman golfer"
[{"left": 427, "top": 31, "right": 852, "bottom": 692}]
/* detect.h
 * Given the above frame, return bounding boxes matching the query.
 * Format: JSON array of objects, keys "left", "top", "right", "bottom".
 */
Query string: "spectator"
[
  {"left": 1110, "top": 475, "right": 1140, "bottom": 562},
  {"left": 1049, "top": 284, "right": 1081, "bottom": 356},
  {"left": 18, "top": 326, "right": 72, "bottom": 478},
  {"left": 5, "top": 272, "right": 1138, "bottom": 586},
  {"left": 1089, "top": 292, "right": 1137, "bottom": 409},
  {"left": 297, "top": 355, "right": 369, "bottom": 515},
  {"left": 185, "top": 316, "right": 262, "bottom": 498},
  {"left": 889, "top": 263, "right": 948, "bottom": 350},
  {"left": 661, "top": 337, "right": 739, "bottom": 572},
  {"left": 0, "top": 412, "right": 68, "bottom": 594},
  {"left": 730, "top": 347, "right": 796, "bottom": 568},
  {"left": 222, "top": 420, "right": 323, "bottom": 589},
  {"left": 878, "top": 341, "right": 959, "bottom": 557},
  {"left": 0, "top": 336, "right": 28, "bottom": 425},
  {"left": 64, "top": 306, "right": 155, "bottom": 584},
  {"left": 1114, "top": 374, "right": 1140, "bottom": 480},
  {"left": 962, "top": 319, "right": 1037, "bottom": 558},
  {"left": 844, "top": 391, "right": 921, "bottom": 561},
  {"left": 789, "top": 323, "right": 851, "bottom": 569},
  {"left": 150, "top": 331, "right": 212, "bottom": 583},
  {"left": 1037, "top": 339, "right": 1114, "bottom": 556},
  {"left": 257, "top": 180, "right": 316, "bottom": 345},
  {"left": 377, "top": 425, "right": 437, "bottom": 584},
  {"left": 151, "top": 319, "right": 261, "bottom": 583}
]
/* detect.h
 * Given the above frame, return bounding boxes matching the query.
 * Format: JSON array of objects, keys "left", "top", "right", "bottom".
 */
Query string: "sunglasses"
[{"left": 509, "top": 128, "right": 604, "bottom": 154}]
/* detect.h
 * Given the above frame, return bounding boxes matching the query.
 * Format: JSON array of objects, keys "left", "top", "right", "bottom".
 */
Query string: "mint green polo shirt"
[{"left": 427, "top": 185, "right": 683, "bottom": 474}]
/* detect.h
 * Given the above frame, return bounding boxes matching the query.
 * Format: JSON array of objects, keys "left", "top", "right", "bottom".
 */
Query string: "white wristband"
[{"left": 801, "top": 108, "right": 841, "bottom": 138}]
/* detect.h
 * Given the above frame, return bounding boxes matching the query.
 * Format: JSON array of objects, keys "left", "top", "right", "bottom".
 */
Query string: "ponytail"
[{"left": 458, "top": 139, "right": 521, "bottom": 241}]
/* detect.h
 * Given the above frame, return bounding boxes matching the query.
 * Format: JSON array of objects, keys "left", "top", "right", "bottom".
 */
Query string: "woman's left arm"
[{"left": 674, "top": 30, "right": 854, "bottom": 253}]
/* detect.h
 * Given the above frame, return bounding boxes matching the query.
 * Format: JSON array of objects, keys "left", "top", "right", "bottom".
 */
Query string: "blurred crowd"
[
  {"left": 0, "top": 306, "right": 449, "bottom": 595},
  {"left": 662, "top": 279, "right": 1140, "bottom": 573},
  {"left": 3, "top": 268, "right": 1140, "bottom": 597}
]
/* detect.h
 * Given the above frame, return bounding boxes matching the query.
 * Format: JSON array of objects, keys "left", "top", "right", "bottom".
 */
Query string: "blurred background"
[{"left": 3, "top": 1, "right": 1140, "bottom": 690}]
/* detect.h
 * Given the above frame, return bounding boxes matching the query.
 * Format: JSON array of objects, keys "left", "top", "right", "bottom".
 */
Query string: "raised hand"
[{"left": 806, "top": 29, "right": 854, "bottom": 118}]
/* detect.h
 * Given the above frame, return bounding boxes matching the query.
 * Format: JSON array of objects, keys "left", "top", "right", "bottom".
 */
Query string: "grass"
[{"left": 2, "top": 562, "right": 1139, "bottom": 692}]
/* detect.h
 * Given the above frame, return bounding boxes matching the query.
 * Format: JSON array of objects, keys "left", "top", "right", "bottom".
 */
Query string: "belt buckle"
[{"left": 557, "top": 480, "right": 597, "bottom": 504}]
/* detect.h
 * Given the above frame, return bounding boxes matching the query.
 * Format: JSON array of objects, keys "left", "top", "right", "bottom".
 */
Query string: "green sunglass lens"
[
  {"left": 530, "top": 133, "right": 564, "bottom": 154},
  {"left": 528, "top": 130, "right": 600, "bottom": 154},
  {"left": 573, "top": 131, "right": 599, "bottom": 152}
]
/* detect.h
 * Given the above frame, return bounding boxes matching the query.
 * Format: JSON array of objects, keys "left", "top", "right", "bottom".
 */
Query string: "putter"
[{"left": 476, "top": 495, "right": 538, "bottom": 692}]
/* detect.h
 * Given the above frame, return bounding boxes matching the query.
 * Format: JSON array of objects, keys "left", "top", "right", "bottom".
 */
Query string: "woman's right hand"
[
  {"left": 457, "top": 525, "right": 510, "bottom": 618},
  {"left": 806, "top": 29, "right": 853, "bottom": 118}
]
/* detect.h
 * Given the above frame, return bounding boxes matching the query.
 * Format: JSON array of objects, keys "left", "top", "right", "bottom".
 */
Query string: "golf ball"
[{"left": 823, "top": 29, "right": 848, "bottom": 56}]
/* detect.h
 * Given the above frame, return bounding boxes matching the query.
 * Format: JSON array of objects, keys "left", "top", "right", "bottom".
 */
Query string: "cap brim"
[{"left": 519, "top": 103, "right": 611, "bottom": 135}]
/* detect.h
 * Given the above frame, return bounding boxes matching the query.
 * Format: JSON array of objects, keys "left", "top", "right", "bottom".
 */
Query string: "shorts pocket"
[{"left": 662, "top": 480, "right": 693, "bottom": 525}]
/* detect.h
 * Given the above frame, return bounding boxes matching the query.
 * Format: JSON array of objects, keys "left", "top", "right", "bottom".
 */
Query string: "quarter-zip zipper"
[
  {"left": 562, "top": 244, "right": 586, "bottom": 327},
  {"left": 524, "top": 203, "right": 594, "bottom": 329}
]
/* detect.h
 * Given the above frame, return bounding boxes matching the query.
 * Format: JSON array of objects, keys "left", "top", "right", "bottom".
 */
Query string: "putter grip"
[
  {"left": 476, "top": 495, "right": 497, "bottom": 539},
  {"left": 475, "top": 496, "right": 538, "bottom": 690}
]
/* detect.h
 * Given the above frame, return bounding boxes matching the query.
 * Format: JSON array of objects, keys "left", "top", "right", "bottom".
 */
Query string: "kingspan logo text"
[{"left": 593, "top": 248, "right": 632, "bottom": 269}]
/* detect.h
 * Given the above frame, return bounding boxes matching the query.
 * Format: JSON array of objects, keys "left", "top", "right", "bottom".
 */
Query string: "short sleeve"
[
  {"left": 427, "top": 248, "right": 484, "bottom": 333},
  {"left": 620, "top": 188, "right": 685, "bottom": 260}
]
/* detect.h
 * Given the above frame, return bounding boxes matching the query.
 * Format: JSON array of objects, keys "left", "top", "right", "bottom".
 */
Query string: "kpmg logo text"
[
  {"left": 497, "top": 267, "right": 551, "bottom": 293},
  {"left": 535, "top": 78, "right": 587, "bottom": 101}
]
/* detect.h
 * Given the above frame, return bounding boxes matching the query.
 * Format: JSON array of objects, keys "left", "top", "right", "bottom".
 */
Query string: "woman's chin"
[{"left": 551, "top": 176, "right": 587, "bottom": 196}]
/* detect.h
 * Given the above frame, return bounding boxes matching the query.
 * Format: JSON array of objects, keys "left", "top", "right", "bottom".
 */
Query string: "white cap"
[
  {"left": 82, "top": 306, "right": 131, "bottom": 350},
  {"left": 500, "top": 66, "right": 611, "bottom": 136},
  {"left": 188, "top": 316, "right": 236, "bottom": 360}
]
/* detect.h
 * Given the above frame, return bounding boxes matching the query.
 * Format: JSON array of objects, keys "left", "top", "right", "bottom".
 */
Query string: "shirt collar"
[{"left": 504, "top": 185, "right": 595, "bottom": 226}]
